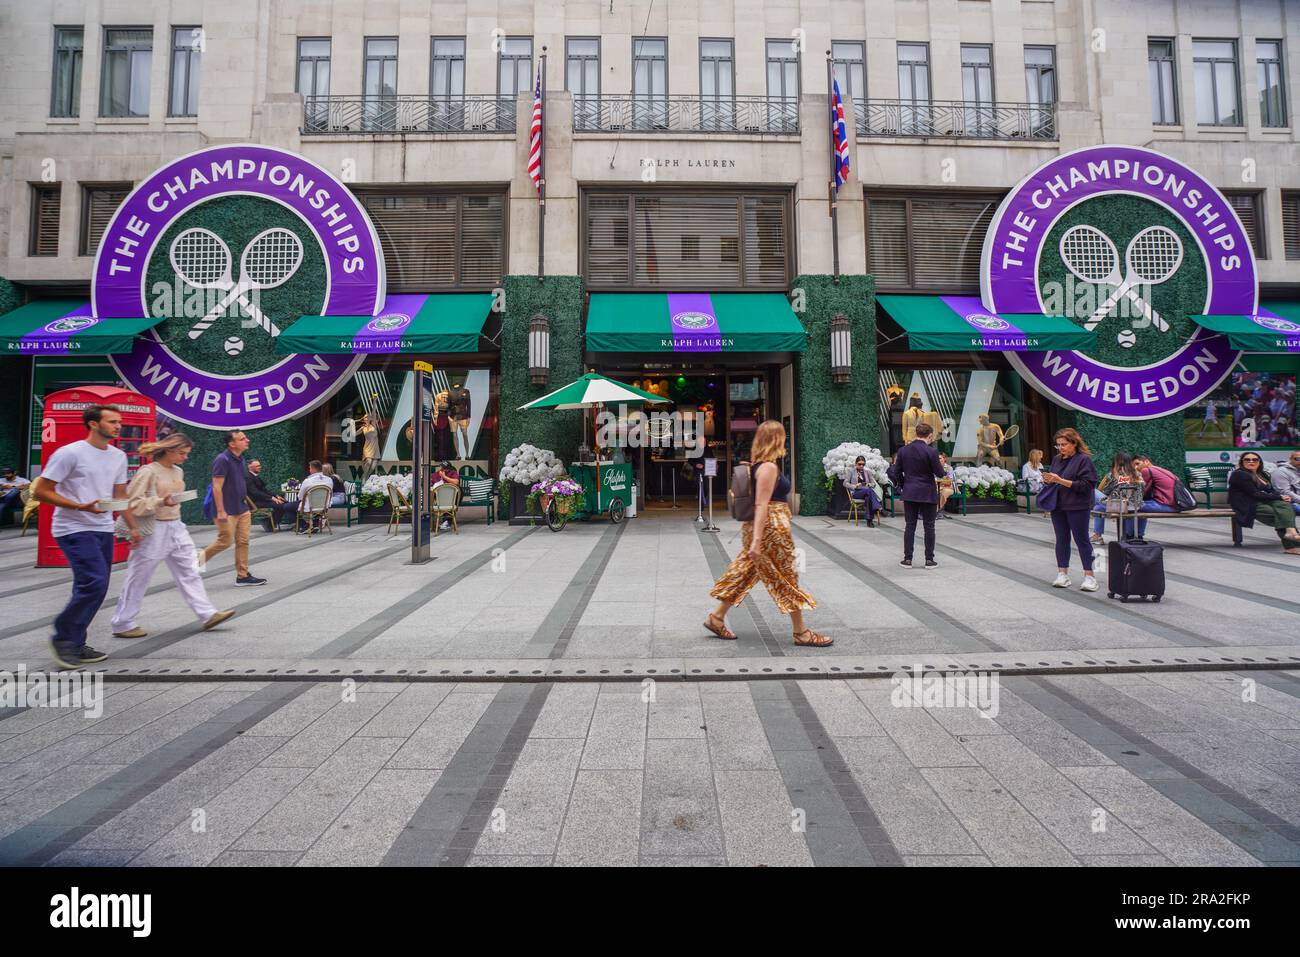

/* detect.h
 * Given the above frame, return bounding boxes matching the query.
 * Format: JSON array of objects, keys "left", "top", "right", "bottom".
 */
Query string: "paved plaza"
[{"left": 0, "top": 512, "right": 1297, "bottom": 867}]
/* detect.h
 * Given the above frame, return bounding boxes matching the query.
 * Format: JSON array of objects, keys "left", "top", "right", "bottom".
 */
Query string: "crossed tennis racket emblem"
[
  {"left": 1059, "top": 225, "right": 1184, "bottom": 337},
  {"left": 168, "top": 227, "right": 304, "bottom": 340}
]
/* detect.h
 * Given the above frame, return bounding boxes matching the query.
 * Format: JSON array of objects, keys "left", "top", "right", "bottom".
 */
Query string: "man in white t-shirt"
[
  {"left": 30, "top": 404, "right": 134, "bottom": 670},
  {"left": 297, "top": 460, "right": 333, "bottom": 533}
]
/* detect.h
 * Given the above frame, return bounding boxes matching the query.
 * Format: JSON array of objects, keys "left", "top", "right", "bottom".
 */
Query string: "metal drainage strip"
[{"left": 86, "top": 652, "right": 1300, "bottom": 682}]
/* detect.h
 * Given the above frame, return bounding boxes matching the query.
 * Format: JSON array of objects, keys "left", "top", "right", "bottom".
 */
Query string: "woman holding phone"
[
  {"left": 1040, "top": 428, "right": 1099, "bottom": 591},
  {"left": 110, "top": 433, "right": 235, "bottom": 638}
]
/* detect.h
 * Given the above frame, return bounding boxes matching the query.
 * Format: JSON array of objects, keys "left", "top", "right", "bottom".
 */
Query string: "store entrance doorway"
[{"left": 594, "top": 367, "right": 780, "bottom": 514}]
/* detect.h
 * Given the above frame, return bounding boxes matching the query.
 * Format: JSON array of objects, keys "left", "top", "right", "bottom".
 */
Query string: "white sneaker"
[
  {"left": 1080, "top": 576, "right": 1099, "bottom": 592},
  {"left": 1051, "top": 572, "right": 1071, "bottom": 588}
]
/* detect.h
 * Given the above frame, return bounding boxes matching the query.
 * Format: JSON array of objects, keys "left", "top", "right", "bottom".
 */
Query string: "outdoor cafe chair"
[
  {"left": 386, "top": 483, "right": 413, "bottom": 536},
  {"left": 432, "top": 483, "right": 461, "bottom": 535},
  {"left": 297, "top": 484, "right": 332, "bottom": 536},
  {"left": 246, "top": 495, "right": 278, "bottom": 532}
]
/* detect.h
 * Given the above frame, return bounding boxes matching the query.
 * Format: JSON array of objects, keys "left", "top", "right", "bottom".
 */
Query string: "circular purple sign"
[
  {"left": 981, "top": 145, "right": 1256, "bottom": 421},
  {"left": 95, "top": 144, "right": 386, "bottom": 429}
]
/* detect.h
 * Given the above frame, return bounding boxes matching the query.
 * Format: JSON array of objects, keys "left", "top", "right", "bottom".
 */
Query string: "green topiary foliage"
[
  {"left": 178, "top": 420, "right": 305, "bottom": 525},
  {"left": 498, "top": 275, "right": 587, "bottom": 468},
  {"left": 0, "top": 277, "right": 26, "bottom": 476},
  {"left": 791, "top": 274, "right": 877, "bottom": 515},
  {"left": 1054, "top": 407, "right": 1186, "bottom": 479}
]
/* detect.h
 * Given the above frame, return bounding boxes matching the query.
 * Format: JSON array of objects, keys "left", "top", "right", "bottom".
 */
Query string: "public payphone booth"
[{"left": 37, "top": 385, "right": 157, "bottom": 568}]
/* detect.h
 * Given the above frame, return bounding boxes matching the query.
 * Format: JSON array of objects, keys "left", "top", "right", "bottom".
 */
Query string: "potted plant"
[
  {"left": 950, "top": 465, "right": 1019, "bottom": 513},
  {"left": 358, "top": 472, "right": 413, "bottom": 523},
  {"left": 821, "top": 442, "right": 891, "bottom": 519},
  {"left": 499, "top": 444, "right": 566, "bottom": 521}
]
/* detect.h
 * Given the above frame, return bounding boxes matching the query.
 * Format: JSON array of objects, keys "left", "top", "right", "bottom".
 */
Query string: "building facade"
[{"left": 2, "top": 0, "right": 1297, "bottom": 517}]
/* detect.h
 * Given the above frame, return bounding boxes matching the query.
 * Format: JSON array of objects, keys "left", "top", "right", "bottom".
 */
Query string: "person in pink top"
[{"left": 1132, "top": 454, "right": 1178, "bottom": 537}]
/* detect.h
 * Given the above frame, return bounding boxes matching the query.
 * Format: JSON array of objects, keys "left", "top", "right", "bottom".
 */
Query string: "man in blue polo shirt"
[{"left": 201, "top": 430, "right": 266, "bottom": 586}]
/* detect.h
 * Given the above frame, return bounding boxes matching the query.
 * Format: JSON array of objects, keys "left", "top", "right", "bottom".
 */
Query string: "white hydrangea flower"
[{"left": 822, "top": 442, "right": 891, "bottom": 485}]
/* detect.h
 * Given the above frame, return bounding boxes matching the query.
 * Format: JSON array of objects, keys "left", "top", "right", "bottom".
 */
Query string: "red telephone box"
[{"left": 37, "top": 386, "right": 157, "bottom": 568}]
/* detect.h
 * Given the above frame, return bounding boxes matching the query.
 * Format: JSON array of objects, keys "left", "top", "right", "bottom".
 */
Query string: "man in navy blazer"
[{"left": 887, "top": 422, "right": 945, "bottom": 568}]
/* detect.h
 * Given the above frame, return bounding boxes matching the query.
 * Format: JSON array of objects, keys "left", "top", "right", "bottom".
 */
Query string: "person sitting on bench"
[
  {"left": 1228, "top": 451, "right": 1300, "bottom": 555},
  {"left": 1091, "top": 452, "right": 1141, "bottom": 544},
  {"left": 1132, "top": 454, "right": 1179, "bottom": 538}
]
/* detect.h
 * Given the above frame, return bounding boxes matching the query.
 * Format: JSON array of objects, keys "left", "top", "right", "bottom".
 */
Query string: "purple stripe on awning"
[
  {"left": 354, "top": 294, "right": 427, "bottom": 353},
  {"left": 19, "top": 303, "right": 101, "bottom": 353},
  {"left": 666, "top": 293, "right": 721, "bottom": 352},
  {"left": 1253, "top": 307, "right": 1300, "bottom": 353},
  {"left": 941, "top": 295, "right": 1036, "bottom": 351}
]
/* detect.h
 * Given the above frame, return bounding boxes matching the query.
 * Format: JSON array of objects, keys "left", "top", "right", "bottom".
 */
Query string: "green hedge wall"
[
  {"left": 792, "top": 274, "right": 877, "bottom": 516},
  {"left": 497, "top": 275, "right": 587, "bottom": 470},
  {"left": 0, "top": 277, "right": 25, "bottom": 476},
  {"left": 1054, "top": 408, "right": 1185, "bottom": 479}
]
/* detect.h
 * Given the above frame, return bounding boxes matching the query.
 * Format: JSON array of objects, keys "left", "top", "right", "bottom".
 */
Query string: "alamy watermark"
[
  {"left": 595, "top": 405, "right": 703, "bottom": 458},
  {"left": 0, "top": 666, "right": 103, "bottom": 718},
  {"left": 890, "top": 665, "right": 1000, "bottom": 719}
]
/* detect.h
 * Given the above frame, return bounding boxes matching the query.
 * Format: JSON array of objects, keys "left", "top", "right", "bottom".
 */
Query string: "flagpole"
[
  {"left": 827, "top": 51, "right": 841, "bottom": 285},
  {"left": 538, "top": 48, "right": 547, "bottom": 281}
]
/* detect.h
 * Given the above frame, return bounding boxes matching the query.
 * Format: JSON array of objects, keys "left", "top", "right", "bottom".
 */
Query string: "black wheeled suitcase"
[{"left": 1107, "top": 538, "right": 1165, "bottom": 602}]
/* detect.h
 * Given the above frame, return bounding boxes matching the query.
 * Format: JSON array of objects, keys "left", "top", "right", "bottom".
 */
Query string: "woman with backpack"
[
  {"left": 110, "top": 433, "right": 235, "bottom": 639},
  {"left": 705, "top": 420, "right": 831, "bottom": 647}
]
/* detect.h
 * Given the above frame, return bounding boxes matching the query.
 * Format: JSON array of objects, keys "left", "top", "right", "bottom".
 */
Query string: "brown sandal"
[
  {"left": 704, "top": 613, "right": 737, "bottom": 640},
  {"left": 793, "top": 628, "right": 833, "bottom": 648}
]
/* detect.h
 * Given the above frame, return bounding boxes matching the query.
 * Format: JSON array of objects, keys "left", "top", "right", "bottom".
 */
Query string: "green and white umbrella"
[{"left": 517, "top": 372, "right": 670, "bottom": 411}]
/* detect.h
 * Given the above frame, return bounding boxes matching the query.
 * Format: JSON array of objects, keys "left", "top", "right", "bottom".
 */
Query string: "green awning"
[
  {"left": 877, "top": 295, "right": 1097, "bottom": 352},
  {"left": 586, "top": 292, "right": 807, "bottom": 353},
  {"left": 279, "top": 293, "right": 494, "bottom": 354},
  {"left": 1191, "top": 303, "right": 1300, "bottom": 353},
  {"left": 1, "top": 301, "right": 162, "bottom": 354}
]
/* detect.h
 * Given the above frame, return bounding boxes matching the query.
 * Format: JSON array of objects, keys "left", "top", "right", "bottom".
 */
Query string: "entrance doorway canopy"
[
  {"left": 877, "top": 294, "right": 1096, "bottom": 352},
  {"left": 1191, "top": 302, "right": 1300, "bottom": 353},
  {"left": 280, "top": 292, "right": 495, "bottom": 354},
  {"left": 0, "top": 301, "right": 163, "bottom": 354},
  {"left": 586, "top": 292, "right": 807, "bottom": 354}
]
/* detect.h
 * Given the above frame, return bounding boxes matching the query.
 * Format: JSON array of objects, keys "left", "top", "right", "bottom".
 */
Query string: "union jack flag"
[
  {"left": 528, "top": 71, "right": 543, "bottom": 193},
  {"left": 830, "top": 77, "right": 851, "bottom": 191}
]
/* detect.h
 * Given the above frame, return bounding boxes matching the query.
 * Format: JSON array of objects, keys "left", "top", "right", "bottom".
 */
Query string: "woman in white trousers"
[{"left": 110, "top": 433, "right": 234, "bottom": 638}]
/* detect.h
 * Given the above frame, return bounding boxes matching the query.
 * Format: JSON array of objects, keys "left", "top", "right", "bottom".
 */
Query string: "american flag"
[
  {"left": 527, "top": 70, "right": 543, "bottom": 193},
  {"left": 830, "top": 77, "right": 851, "bottom": 191}
]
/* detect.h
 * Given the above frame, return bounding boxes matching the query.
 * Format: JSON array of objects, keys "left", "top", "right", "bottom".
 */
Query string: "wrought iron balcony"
[
  {"left": 573, "top": 95, "right": 800, "bottom": 134},
  {"left": 853, "top": 98, "right": 1056, "bottom": 140},
  {"left": 301, "top": 95, "right": 517, "bottom": 135}
]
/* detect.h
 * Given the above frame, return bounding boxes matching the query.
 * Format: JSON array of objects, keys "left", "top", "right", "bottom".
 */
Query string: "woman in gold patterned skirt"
[{"left": 705, "top": 420, "right": 832, "bottom": 647}]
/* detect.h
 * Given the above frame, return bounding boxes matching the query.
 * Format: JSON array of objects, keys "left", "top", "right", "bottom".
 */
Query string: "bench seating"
[
  {"left": 1184, "top": 464, "right": 1234, "bottom": 509},
  {"left": 1110, "top": 507, "right": 1244, "bottom": 545}
]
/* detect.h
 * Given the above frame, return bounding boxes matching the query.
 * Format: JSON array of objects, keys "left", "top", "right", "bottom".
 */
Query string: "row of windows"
[
  {"left": 292, "top": 35, "right": 1057, "bottom": 108},
  {"left": 51, "top": 26, "right": 200, "bottom": 118},
  {"left": 865, "top": 190, "right": 1288, "bottom": 292},
  {"left": 1149, "top": 38, "right": 1288, "bottom": 128},
  {"left": 27, "top": 183, "right": 1300, "bottom": 287}
]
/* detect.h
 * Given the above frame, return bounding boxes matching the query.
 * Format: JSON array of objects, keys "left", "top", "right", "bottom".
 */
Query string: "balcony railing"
[
  {"left": 302, "top": 95, "right": 517, "bottom": 134},
  {"left": 853, "top": 98, "right": 1056, "bottom": 140},
  {"left": 573, "top": 95, "right": 800, "bottom": 134}
]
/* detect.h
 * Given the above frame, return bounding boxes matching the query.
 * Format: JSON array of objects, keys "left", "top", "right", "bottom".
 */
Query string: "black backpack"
[
  {"left": 1152, "top": 465, "right": 1198, "bottom": 511},
  {"left": 729, "top": 464, "right": 755, "bottom": 521}
]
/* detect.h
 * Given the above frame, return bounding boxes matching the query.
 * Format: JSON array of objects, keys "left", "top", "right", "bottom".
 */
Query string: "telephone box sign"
[
  {"left": 95, "top": 144, "right": 386, "bottom": 429},
  {"left": 981, "top": 145, "right": 1255, "bottom": 421}
]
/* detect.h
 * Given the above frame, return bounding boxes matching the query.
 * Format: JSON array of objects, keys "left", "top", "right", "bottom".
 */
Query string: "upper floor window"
[
  {"left": 1224, "top": 190, "right": 1265, "bottom": 260},
  {"left": 80, "top": 183, "right": 132, "bottom": 255},
  {"left": 431, "top": 37, "right": 465, "bottom": 102},
  {"left": 898, "top": 43, "right": 931, "bottom": 103},
  {"left": 1148, "top": 38, "right": 1178, "bottom": 124},
  {"left": 1024, "top": 46, "right": 1056, "bottom": 105},
  {"left": 699, "top": 39, "right": 735, "bottom": 131},
  {"left": 50, "top": 27, "right": 83, "bottom": 118},
  {"left": 1193, "top": 39, "right": 1241, "bottom": 126},
  {"left": 363, "top": 37, "right": 398, "bottom": 131},
  {"left": 566, "top": 38, "right": 599, "bottom": 128},
  {"left": 498, "top": 37, "right": 533, "bottom": 98},
  {"left": 766, "top": 39, "right": 799, "bottom": 133},
  {"left": 101, "top": 28, "right": 152, "bottom": 117},
  {"left": 831, "top": 41, "right": 865, "bottom": 102},
  {"left": 867, "top": 191, "right": 1002, "bottom": 291},
  {"left": 29, "top": 184, "right": 61, "bottom": 257},
  {"left": 1257, "top": 40, "right": 1287, "bottom": 128},
  {"left": 297, "top": 38, "right": 331, "bottom": 97},
  {"left": 961, "top": 44, "right": 994, "bottom": 104},
  {"left": 356, "top": 189, "right": 506, "bottom": 290},
  {"left": 1282, "top": 191, "right": 1300, "bottom": 260},
  {"left": 169, "top": 27, "right": 202, "bottom": 117}
]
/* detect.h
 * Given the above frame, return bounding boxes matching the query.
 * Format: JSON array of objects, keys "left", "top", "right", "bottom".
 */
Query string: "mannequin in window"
[
  {"left": 901, "top": 393, "right": 925, "bottom": 444},
  {"left": 887, "top": 387, "right": 905, "bottom": 454},
  {"left": 976, "top": 414, "right": 1005, "bottom": 465},
  {"left": 433, "top": 389, "right": 455, "bottom": 462},
  {"left": 357, "top": 414, "right": 381, "bottom": 481},
  {"left": 446, "top": 380, "right": 472, "bottom": 460}
]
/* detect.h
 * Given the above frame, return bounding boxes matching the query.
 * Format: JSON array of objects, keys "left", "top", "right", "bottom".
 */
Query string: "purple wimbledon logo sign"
[
  {"left": 980, "top": 145, "right": 1256, "bottom": 420},
  {"left": 95, "top": 144, "right": 386, "bottom": 429}
]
